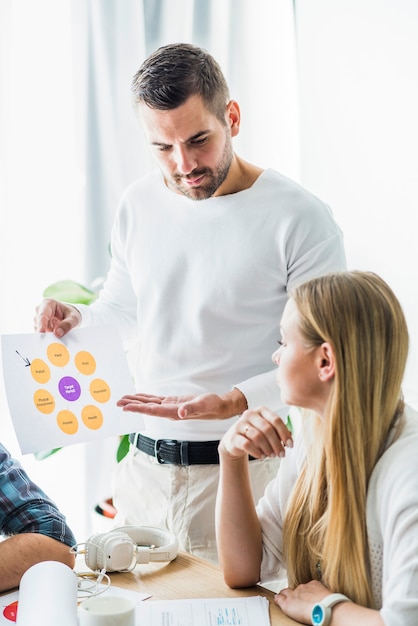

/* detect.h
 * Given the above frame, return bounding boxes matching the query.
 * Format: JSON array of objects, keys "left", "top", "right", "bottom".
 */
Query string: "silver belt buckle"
[{"left": 154, "top": 439, "right": 165, "bottom": 464}]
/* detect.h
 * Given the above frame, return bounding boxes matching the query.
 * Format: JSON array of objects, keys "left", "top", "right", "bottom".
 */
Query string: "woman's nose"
[{"left": 272, "top": 348, "right": 280, "bottom": 365}]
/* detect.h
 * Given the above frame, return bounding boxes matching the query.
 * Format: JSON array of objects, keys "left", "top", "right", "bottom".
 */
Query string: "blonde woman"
[{"left": 216, "top": 271, "right": 418, "bottom": 625}]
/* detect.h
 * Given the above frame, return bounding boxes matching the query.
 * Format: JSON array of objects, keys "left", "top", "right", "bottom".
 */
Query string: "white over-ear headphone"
[{"left": 83, "top": 525, "right": 178, "bottom": 573}]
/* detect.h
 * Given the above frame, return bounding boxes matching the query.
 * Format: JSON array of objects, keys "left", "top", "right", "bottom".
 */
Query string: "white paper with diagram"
[{"left": 1, "top": 326, "right": 143, "bottom": 454}]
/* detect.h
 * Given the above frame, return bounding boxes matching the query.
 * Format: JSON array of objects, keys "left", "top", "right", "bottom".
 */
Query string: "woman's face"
[{"left": 272, "top": 299, "right": 330, "bottom": 415}]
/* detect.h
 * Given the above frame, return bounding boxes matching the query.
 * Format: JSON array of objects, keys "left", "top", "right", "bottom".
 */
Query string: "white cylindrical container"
[
  {"left": 78, "top": 596, "right": 136, "bottom": 626},
  {"left": 16, "top": 560, "right": 78, "bottom": 626}
]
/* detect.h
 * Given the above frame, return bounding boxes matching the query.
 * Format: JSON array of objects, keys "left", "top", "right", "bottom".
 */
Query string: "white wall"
[{"left": 295, "top": 0, "right": 418, "bottom": 407}]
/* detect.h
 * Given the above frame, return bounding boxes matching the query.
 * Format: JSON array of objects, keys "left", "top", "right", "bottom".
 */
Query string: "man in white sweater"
[{"left": 35, "top": 43, "right": 346, "bottom": 562}]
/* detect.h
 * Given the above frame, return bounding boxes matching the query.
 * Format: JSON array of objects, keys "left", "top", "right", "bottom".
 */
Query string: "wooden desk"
[{"left": 107, "top": 551, "right": 299, "bottom": 626}]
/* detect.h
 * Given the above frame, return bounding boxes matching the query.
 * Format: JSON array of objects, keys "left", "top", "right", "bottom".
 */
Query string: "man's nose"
[{"left": 174, "top": 146, "right": 197, "bottom": 175}]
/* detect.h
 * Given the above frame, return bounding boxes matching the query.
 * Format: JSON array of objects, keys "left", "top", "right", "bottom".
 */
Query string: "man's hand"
[
  {"left": 34, "top": 298, "right": 82, "bottom": 338},
  {"left": 117, "top": 388, "right": 248, "bottom": 421}
]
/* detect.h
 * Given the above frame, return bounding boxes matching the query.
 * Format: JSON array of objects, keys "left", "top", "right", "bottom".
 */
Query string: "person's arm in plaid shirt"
[{"left": 0, "top": 442, "right": 76, "bottom": 591}]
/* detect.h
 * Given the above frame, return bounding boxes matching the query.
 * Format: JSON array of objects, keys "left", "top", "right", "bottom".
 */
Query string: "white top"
[
  {"left": 256, "top": 405, "right": 418, "bottom": 626},
  {"left": 78, "top": 168, "right": 346, "bottom": 440}
]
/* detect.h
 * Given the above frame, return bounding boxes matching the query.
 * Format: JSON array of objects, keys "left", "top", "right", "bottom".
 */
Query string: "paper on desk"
[
  {"left": 0, "top": 589, "right": 18, "bottom": 624},
  {"left": 136, "top": 595, "right": 271, "bottom": 626},
  {"left": 1, "top": 326, "right": 144, "bottom": 454},
  {"left": 82, "top": 583, "right": 151, "bottom": 603}
]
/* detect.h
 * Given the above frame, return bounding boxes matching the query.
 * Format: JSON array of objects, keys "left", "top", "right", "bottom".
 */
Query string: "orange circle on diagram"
[
  {"left": 57, "top": 410, "right": 79, "bottom": 435},
  {"left": 89, "top": 379, "right": 111, "bottom": 403},
  {"left": 33, "top": 389, "right": 55, "bottom": 414},
  {"left": 47, "top": 342, "right": 70, "bottom": 367},
  {"left": 75, "top": 350, "right": 96, "bottom": 375},
  {"left": 30, "top": 358, "right": 51, "bottom": 384},
  {"left": 81, "top": 405, "right": 104, "bottom": 430}
]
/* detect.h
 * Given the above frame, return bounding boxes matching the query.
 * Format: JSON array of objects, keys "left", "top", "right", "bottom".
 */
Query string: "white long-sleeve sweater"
[
  {"left": 78, "top": 168, "right": 346, "bottom": 440},
  {"left": 257, "top": 405, "right": 418, "bottom": 626}
]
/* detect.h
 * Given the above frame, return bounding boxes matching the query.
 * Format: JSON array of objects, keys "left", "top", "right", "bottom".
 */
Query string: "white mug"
[{"left": 78, "top": 596, "right": 135, "bottom": 626}]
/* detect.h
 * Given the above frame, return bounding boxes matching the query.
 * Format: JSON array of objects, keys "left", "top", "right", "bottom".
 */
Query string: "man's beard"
[{"left": 167, "top": 137, "right": 233, "bottom": 200}]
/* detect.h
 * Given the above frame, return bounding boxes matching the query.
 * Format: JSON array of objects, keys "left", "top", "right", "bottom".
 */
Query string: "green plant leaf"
[
  {"left": 34, "top": 447, "right": 62, "bottom": 461},
  {"left": 116, "top": 434, "right": 130, "bottom": 463},
  {"left": 43, "top": 280, "right": 98, "bottom": 305},
  {"left": 286, "top": 414, "right": 293, "bottom": 434}
]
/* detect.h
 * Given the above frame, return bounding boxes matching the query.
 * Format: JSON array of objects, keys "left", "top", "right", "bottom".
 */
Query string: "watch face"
[{"left": 312, "top": 604, "right": 325, "bottom": 625}]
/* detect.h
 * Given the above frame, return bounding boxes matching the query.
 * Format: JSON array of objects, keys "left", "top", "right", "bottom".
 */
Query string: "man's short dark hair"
[{"left": 131, "top": 43, "right": 230, "bottom": 123}]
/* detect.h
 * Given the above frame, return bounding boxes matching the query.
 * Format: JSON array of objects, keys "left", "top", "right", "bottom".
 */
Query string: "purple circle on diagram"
[{"left": 58, "top": 376, "right": 81, "bottom": 402}]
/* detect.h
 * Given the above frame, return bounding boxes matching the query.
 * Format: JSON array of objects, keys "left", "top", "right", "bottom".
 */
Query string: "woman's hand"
[
  {"left": 276, "top": 580, "right": 383, "bottom": 626},
  {"left": 219, "top": 406, "right": 293, "bottom": 461},
  {"left": 275, "top": 580, "right": 331, "bottom": 624}
]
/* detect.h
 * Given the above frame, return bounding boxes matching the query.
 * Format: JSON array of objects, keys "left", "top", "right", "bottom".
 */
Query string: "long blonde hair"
[{"left": 283, "top": 271, "right": 409, "bottom": 607}]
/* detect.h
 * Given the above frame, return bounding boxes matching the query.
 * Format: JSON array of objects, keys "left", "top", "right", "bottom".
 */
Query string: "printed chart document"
[
  {"left": 1, "top": 326, "right": 144, "bottom": 454},
  {"left": 136, "top": 596, "right": 271, "bottom": 626}
]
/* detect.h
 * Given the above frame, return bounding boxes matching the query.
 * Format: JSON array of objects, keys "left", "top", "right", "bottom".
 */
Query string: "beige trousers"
[{"left": 112, "top": 446, "right": 280, "bottom": 563}]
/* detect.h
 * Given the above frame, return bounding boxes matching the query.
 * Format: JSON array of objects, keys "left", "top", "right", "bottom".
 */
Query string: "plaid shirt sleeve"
[{"left": 0, "top": 443, "right": 76, "bottom": 548}]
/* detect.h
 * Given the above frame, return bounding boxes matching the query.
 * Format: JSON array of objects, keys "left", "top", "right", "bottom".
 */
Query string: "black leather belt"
[
  {"left": 129, "top": 433, "right": 257, "bottom": 466},
  {"left": 129, "top": 433, "right": 220, "bottom": 465}
]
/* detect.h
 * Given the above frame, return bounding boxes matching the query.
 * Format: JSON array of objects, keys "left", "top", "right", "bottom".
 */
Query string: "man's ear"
[
  {"left": 226, "top": 100, "right": 240, "bottom": 137},
  {"left": 318, "top": 342, "right": 335, "bottom": 382}
]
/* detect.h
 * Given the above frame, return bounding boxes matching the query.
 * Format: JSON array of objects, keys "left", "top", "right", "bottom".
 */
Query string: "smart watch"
[{"left": 311, "top": 593, "right": 351, "bottom": 626}]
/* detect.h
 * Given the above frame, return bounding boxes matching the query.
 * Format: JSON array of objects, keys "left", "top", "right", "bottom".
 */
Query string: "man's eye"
[
  {"left": 157, "top": 145, "right": 171, "bottom": 152},
  {"left": 191, "top": 137, "right": 208, "bottom": 146},
  {"left": 277, "top": 340, "right": 285, "bottom": 347}
]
